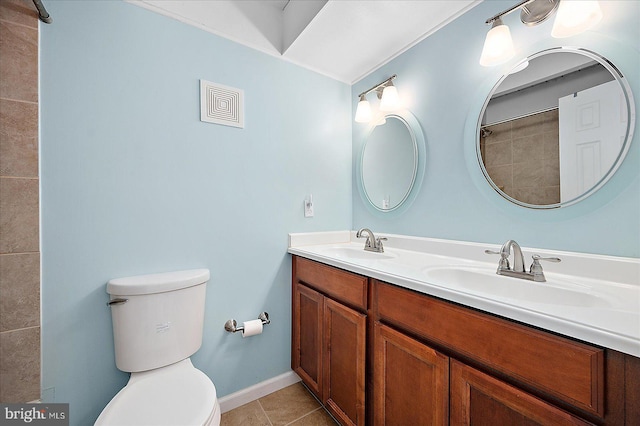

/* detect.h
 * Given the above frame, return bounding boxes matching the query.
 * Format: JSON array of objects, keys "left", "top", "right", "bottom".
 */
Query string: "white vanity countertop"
[{"left": 288, "top": 231, "right": 640, "bottom": 358}]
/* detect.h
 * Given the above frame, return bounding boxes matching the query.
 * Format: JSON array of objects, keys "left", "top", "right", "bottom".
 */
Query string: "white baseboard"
[{"left": 218, "top": 371, "right": 301, "bottom": 413}]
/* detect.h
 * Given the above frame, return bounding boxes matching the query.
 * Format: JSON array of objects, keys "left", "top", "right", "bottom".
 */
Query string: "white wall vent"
[{"left": 200, "top": 80, "right": 244, "bottom": 128}]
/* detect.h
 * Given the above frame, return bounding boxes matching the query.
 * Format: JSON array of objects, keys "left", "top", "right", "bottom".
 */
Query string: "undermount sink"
[
  {"left": 422, "top": 266, "right": 611, "bottom": 308},
  {"left": 318, "top": 246, "right": 396, "bottom": 261}
]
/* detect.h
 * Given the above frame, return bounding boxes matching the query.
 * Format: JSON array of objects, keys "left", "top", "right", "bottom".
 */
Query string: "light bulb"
[
  {"left": 552, "top": 0, "right": 602, "bottom": 38},
  {"left": 479, "top": 18, "right": 515, "bottom": 67}
]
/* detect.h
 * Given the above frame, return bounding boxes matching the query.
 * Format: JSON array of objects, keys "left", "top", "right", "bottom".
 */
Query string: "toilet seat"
[{"left": 95, "top": 360, "right": 219, "bottom": 426}]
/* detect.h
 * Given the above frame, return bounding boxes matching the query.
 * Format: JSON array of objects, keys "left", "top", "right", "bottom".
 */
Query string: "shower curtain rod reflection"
[
  {"left": 32, "top": 0, "right": 52, "bottom": 24},
  {"left": 482, "top": 106, "right": 558, "bottom": 129}
]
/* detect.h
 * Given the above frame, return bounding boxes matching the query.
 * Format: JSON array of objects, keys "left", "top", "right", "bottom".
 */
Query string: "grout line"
[
  {"left": 283, "top": 407, "right": 323, "bottom": 426},
  {"left": 256, "top": 399, "right": 273, "bottom": 426},
  {"left": 224, "top": 383, "right": 338, "bottom": 426},
  {"left": 0, "top": 176, "right": 39, "bottom": 180},
  {"left": 0, "top": 96, "right": 38, "bottom": 105},
  {"left": 0, "top": 251, "right": 40, "bottom": 256},
  {"left": 0, "top": 325, "right": 40, "bottom": 335}
]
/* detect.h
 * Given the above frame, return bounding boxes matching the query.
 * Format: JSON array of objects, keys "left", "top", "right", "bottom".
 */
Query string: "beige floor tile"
[
  {"left": 220, "top": 400, "right": 270, "bottom": 426},
  {"left": 289, "top": 408, "right": 338, "bottom": 426},
  {"left": 259, "top": 382, "right": 320, "bottom": 426}
]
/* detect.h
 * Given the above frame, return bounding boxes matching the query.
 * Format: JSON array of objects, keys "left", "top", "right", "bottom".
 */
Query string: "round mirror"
[
  {"left": 361, "top": 113, "right": 419, "bottom": 211},
  {"left": 477, "top": 47, "right": 635, "bottom": 208}
]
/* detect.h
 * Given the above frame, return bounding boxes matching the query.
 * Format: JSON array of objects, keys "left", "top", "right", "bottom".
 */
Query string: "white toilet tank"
[{"left": 107, "top": 269, "right": 210, "bottom": 372}]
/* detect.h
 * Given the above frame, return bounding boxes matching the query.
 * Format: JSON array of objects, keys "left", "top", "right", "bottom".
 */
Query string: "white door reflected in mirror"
[{"left": 558, "top": 80, "right": 626, "bottom": 202}]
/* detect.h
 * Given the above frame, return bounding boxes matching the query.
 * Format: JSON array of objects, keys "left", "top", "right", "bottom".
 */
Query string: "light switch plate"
[{"left": 304, "top": 195, "right": 314, "bottom": 218}]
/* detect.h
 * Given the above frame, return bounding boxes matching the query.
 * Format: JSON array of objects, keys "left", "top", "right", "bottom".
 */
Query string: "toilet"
[{"left": 96, "top": 269, "right": 220, "bottom": 426}]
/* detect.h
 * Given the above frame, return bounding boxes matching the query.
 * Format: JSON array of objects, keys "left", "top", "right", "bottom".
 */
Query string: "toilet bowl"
[
  {"left": 96, "top": 269, "right": 220, "bottom": 426},
  {"left": 95, "top": 359, "right": 220, "bottom": 426}
]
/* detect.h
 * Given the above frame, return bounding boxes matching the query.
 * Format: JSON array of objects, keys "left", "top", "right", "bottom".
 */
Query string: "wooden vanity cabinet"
[
  {"left": 373, "top": 321, "right": 591, "bottom": 426},
  {"left": 291, "top": 257, "right": 640, "bottom": 425},
  {"left": 374, "top": 279, "right": 640, "bottom": 426},
  {"left": 292, "top": 256, "right": 367, "bottom": 426}
]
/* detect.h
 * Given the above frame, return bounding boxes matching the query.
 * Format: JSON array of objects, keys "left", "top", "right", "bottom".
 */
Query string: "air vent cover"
[{"left": 200, "top": 80, "right": 244, "bottom": 128}]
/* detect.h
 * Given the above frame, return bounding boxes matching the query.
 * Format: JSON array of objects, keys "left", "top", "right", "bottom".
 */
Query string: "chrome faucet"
[
  {"left": 356, "top": 228, "right": 387, "bottom": 253},
  {"left": 486, "top": 240, "right": 560, "bottom": 282},
  {"left": 501, "top": 239, "right": 526, "bottom": 272}
]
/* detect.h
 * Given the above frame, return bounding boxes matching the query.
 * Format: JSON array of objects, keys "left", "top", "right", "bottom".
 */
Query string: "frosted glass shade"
[
  {"left": 355, "top": 98, "right": 372, "bottom": 123},
  {"left": 479, "top": 20, "right": 515, "bottom": 67},
  {"left": 552, "top": 0, "right": 602, "bottom": 38},
  {"left": 379, "top": 85, "right": 400, "bottom": 111}
]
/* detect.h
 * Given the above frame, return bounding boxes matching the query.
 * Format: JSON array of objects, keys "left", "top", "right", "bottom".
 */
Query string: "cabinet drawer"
[
  {"left": 294, "top": 257, "right": 368, "bottom": 310},
  {"left": 374, "top": 280, "right": 604, "bottom": 417}
]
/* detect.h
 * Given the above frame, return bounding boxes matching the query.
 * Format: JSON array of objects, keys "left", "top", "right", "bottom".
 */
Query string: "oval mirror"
[
  {"left": 477, "top": 47, "right": 635, "bottom": 208},
  {"left": 361, "top": 113, "right": 418, "bottom": 211}
]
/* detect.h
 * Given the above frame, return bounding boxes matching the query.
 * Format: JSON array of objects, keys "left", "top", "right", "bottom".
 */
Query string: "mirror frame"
[
  {"left": 357, "top": 110, "right": 425, "bottom": 213},
  {"left": 476, "top": 47, "right": 636, "bottom": 209}
]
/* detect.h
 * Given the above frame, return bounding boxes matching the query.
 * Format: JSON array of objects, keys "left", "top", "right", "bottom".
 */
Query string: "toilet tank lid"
[{"left": 107, "top": 269, "right": 210, "bottom": 296}]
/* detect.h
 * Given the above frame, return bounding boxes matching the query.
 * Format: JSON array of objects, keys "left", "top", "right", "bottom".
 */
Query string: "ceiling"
[
  {"left": 129, "top": 0, "right": 481, "bottom": 83},
  {"left": 496, "top": 53, "right": 596, "bottom": 97}
]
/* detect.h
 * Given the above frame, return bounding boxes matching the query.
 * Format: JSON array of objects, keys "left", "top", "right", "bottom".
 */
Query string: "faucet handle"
[
  {"left": 530, "top": 255, "right": 561, "bottom": 282},
  {"left": 375, "top": 237, "right": 387, "bottom": 251},
  {"left": 485, "top": 249, "right": 509, "bottom": 270},
  {"left": 531, "top": 254, "right": 561, "bottom": 263}
]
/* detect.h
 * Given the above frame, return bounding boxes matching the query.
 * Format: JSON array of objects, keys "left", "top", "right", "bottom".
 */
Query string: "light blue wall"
[
  {"left": 39, "top": 1, "right": 351, "bottom": 424},
  {"left": 39, "top": 1, "right": 640, "bottom": 424},
  {"left": 353, "top": 0, "right": 640, "bottom": 257}
]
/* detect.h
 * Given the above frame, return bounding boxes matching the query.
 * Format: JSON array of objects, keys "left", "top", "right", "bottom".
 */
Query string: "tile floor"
[{"left": 220, "top": 382, "right": 338, "bottom": 426}]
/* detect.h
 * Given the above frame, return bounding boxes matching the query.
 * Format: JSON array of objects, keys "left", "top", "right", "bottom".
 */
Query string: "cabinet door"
[
  {"left": 323, "top": 297, "right": 366, "bottom": 426},
  {"left": 292, "top": 283, "right": 324, "bottom": 399},
  {"left": 373, "top": 322, "right": 449, "bottom": 426},
  {"left": 450, "top": 360, "right": 593, "bottom": 426}
]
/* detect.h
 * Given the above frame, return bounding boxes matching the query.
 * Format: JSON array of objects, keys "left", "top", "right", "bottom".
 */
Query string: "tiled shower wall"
[
  {"left": 480, "top": 109, "right": 560, "bottom": 206},
  {"left": 0, "top": 0, "right": 41, "bottom": 402}
]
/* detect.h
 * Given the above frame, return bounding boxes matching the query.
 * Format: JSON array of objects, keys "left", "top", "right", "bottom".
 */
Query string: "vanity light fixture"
[
  {"left": 480, "top": 0, "right": 602, "bottom": 67},
  {"left": 551, "top": 0, "right": 603, "bottom": 38},
  {"left": 479, "top": 18, "right": 515, "bottom": 67},
  {"left": 379, "top": 82, "right": 400, "bottom": 112},
  {"left": 355, "top": 94, "right": 373, "bottom": 123},
  {"left": 354, "top": 75, "right": 398, "bottom": 123}
]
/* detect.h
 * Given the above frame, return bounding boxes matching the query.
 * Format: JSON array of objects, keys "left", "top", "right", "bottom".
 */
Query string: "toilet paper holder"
[{"left": 224, "top": 312, "right": 270, "bottom": 333}]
